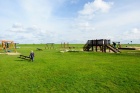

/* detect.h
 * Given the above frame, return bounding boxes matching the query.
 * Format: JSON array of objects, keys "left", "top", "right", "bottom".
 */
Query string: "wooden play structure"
[
  {"left": 83, "top": 39, "right": 121, "bottom": 53},
  {"left": 61, "top": 42, "right": 76, "bottom": 50},
  {"left": 61, "top": 42, "right": 69, "bottom": 49},
  {"left": 0, "top": 40, "right": 17, "bottom": 52},
  {"left": 45, "top": 43, "right": 54, "bottom": 49}
]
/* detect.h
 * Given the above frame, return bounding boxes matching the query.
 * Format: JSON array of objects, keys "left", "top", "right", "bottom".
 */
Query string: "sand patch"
[
  {"left": 0, "top": 52, "right": 21, "bottom": 55},
  {"left": 124, "top": 46, "right": 140, "bottom": 50},
  {"left": 7, "top": 52, "right": 21, "bottom": 55}
]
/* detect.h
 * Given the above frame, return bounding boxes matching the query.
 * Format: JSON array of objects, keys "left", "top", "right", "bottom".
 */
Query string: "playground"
[
  {"left": 0, "top": 40, "right": 19, "bottom": 55},
  {"left": 0, "top": 43, "right": 140, "bottom": 93}
]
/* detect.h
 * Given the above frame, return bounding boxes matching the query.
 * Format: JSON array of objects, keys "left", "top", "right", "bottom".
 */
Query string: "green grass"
[{"left": 0, "top": 44, "right": 140, "bottom": 93}]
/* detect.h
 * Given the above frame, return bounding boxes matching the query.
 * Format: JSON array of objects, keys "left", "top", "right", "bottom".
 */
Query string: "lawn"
[{"left": 0, "top": 44, "right": 140, "bottom": 93}]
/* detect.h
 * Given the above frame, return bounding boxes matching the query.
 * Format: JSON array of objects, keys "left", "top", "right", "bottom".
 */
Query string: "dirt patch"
[
  {"left": 0, "top": 53, "right": 6, "bottom": 55},
  {"left": 135, "top": 47, "right": 140, "bottom": 50},
  {"left": 0, "top": 52, "right": 21, "bottom": 55},
  {"left": 7, "top": 52, "right": 21, "bottom": 55}
]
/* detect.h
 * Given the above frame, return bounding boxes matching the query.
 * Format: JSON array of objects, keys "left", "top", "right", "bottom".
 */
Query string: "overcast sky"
[{"left": 0, "top": 0, "right": 140, "bottom": 44}]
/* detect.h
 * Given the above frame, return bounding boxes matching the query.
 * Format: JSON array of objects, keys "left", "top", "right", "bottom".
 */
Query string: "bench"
[
  {"left": 37, "top": 48, "right": 43, "bottom": 51},
  {"left": 18, "top": 55, "right": 31, "bottom": 60}
]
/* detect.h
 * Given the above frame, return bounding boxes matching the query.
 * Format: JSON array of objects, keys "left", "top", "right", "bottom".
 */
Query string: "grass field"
[{"left": 0, "top": 44, "right": 140, "bottom": 93}]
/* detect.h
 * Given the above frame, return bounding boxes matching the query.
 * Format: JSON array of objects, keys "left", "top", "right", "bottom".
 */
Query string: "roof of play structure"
[{"left": 1, "top": 40, "right": 14, "bottom": 43}]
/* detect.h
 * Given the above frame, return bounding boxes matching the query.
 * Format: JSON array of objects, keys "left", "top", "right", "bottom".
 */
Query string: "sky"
[{"left": 0, "top": 0, "right": 140, "bottom": 44}]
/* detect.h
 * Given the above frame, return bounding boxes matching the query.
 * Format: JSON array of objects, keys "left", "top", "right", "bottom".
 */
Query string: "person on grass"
[{"left": 30, "top": 50, "right": 34, "bottom": 62}]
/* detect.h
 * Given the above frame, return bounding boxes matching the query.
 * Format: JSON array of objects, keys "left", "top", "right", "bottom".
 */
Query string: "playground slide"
[
  {"left": 106, "top": 45, "right": 121, "bottom": 53},
  {"left": 83, "top": 44, "right": 91, "bottom": 51},
  {"left": 83, "top": 40, "right": 92, "bottom": 51}
]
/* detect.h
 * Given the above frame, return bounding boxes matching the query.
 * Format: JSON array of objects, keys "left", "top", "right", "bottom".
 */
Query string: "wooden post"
[
  {"left": 102, "top": 40, "right": 104, "bottom": 52},
  {"left": 96, "top": 39, "right": 97, "bottom": 52},
  {"left": 61, "top": 42, "right": 62, "bottom": 48},
  {"left": 67, "top": 42, "right": 69, "bottom": 48},
  {"left": 91, "top": 40, "right": 93, "bottom": 51},
  {"left": 104, "top": 40, "right": 106, "bottom": 53},
  {"left": 64, "top": 42, "right": 65, "bottom": 49},
  {"left": 46, "top": 44, "right": 48, "bottom": 49}
]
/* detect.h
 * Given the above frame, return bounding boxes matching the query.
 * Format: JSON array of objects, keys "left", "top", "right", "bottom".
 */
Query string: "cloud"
[
  {"left": 4, "top": 23, "right": 48, "bottom": 43},
  {"left": 19, "top": 0, "right": 68, "bottom": 23},
  {"left": 19, "top": 0, "right": 51, "bottom": 23},
  {"left": 123, "top": 28, "right": 140, "bottom": 40},
  {"left": 8, "top": 23, "right": 25, "bottom": 32},
  {"left": 78, "top": 0, "right": 113, "bottom": 19},
  {"left": 73, "top": 22, "right": 95, "bottom": 31},
  {"left": 12, "top": 23, "right": 23, "bottom": 28},
  {"left": 72, "top": 0, "right": 113, "bottom": 33},
  {"left": 9, "top": 23, "right": 44, "bottom": 34},
  {"left": 131, "top": 28, "right": 140, "bottom": 34},
  {"left": 1, "top": 0, "right": 140, "bottom": 44}
]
